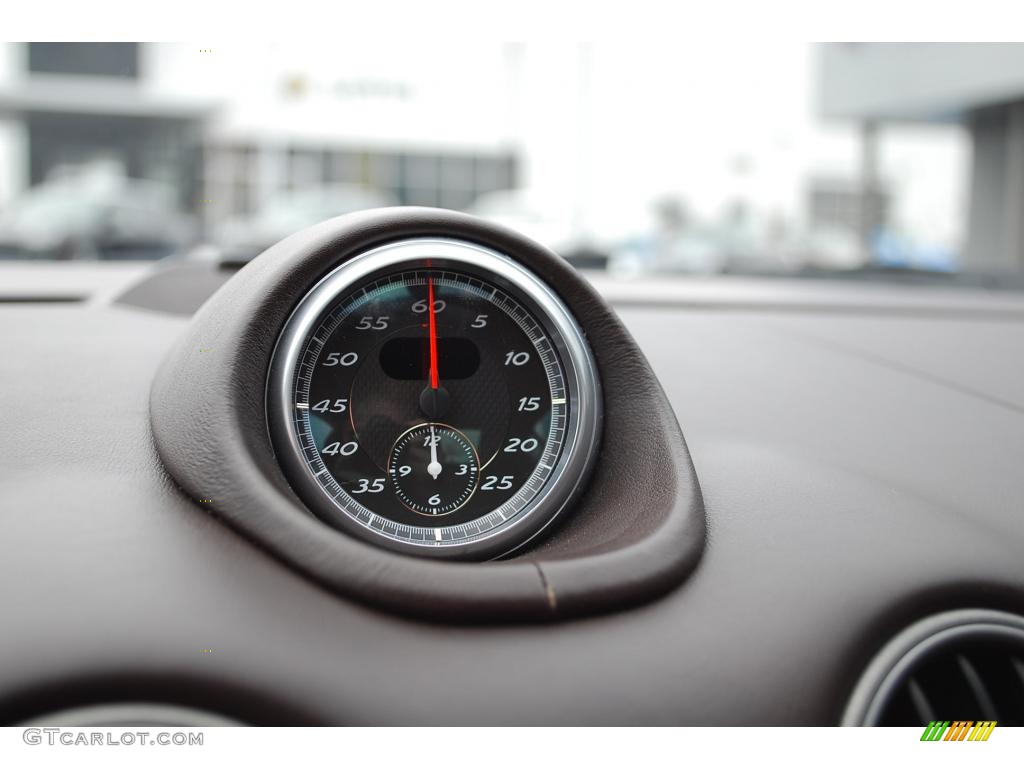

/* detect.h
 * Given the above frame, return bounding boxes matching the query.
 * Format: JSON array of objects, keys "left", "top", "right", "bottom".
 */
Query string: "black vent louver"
[{"left": 843, "top": 610, "right": 1024, "bottom": 726}]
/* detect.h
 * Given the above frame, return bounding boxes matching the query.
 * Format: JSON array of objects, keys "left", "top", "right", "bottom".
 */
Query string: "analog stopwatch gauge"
[{"left": 267, "top": 238, "right": 601, "bottom": 560}]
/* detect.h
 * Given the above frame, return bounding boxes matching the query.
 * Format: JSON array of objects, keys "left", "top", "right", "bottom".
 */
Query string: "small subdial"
[{"left": 388, "top": 423, "right": 479, "bottom": 517}]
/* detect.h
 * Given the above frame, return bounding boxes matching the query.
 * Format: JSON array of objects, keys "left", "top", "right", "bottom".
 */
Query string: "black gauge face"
[{"left": 268, "top": 239, "right": 601, "bottom": 559}]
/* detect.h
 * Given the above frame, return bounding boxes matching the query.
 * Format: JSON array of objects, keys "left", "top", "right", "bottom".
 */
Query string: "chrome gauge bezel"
[{"left": 267, "top": 238, "right": 602, "bottom": 560}]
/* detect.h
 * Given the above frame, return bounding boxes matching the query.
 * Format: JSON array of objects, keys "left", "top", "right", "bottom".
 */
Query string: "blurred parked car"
[
  {"left": 0, "top": 166, "right": 196, "bottom": 261},
  {"left": 212, "top": 184, "right": 398, "bottom": 266},
  {"left": 469, "top": 189, "right": 611, "bottom": 270}
]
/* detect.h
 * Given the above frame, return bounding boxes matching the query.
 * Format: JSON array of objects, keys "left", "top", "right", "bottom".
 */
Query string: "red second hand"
[{"left": 427, "top": 277, "right": 439, "bottom": 389}]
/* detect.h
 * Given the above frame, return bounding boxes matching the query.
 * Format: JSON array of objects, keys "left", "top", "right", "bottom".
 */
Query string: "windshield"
[{"left": 0, "top": 41, "right": 1021, "bottom": 288}]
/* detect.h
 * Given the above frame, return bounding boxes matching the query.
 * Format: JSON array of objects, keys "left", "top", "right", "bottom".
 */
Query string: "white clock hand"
[{"left": 427, "top": 424, "right": 442, "bottom": 480}]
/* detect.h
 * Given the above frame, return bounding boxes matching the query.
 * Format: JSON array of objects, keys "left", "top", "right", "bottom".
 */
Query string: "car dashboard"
[{"left": 1, "top": 208, "right": 1023, "bottom": 726}]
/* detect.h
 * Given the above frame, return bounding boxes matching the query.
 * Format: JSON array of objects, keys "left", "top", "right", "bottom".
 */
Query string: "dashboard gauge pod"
[
  {"left": 266, "top": 238, "right": 602, "bottom": 560},
  {"left": 150, "top": 207, "right": 705, "bottom": 621}
]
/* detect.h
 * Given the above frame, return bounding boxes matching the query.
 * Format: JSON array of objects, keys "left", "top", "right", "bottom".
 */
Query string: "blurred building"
[
  {"left": 0, "top": 43, "right": 210, "bottom": 211},
  {"left": 0, "top": 42, "right": 519, "bottom": 234},
  {"left": 820, "top": 43, "right": 1024, "bottom": 272}
]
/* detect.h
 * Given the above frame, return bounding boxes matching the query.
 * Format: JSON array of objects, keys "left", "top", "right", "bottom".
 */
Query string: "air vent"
[{"left": 843, "top": 609, "right": 1024, "bottom": 726}]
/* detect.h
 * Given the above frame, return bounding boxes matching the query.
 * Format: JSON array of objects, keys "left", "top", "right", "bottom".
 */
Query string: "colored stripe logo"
[{"left": 920, "top": 720, "right": 996, "bottom": 741}]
